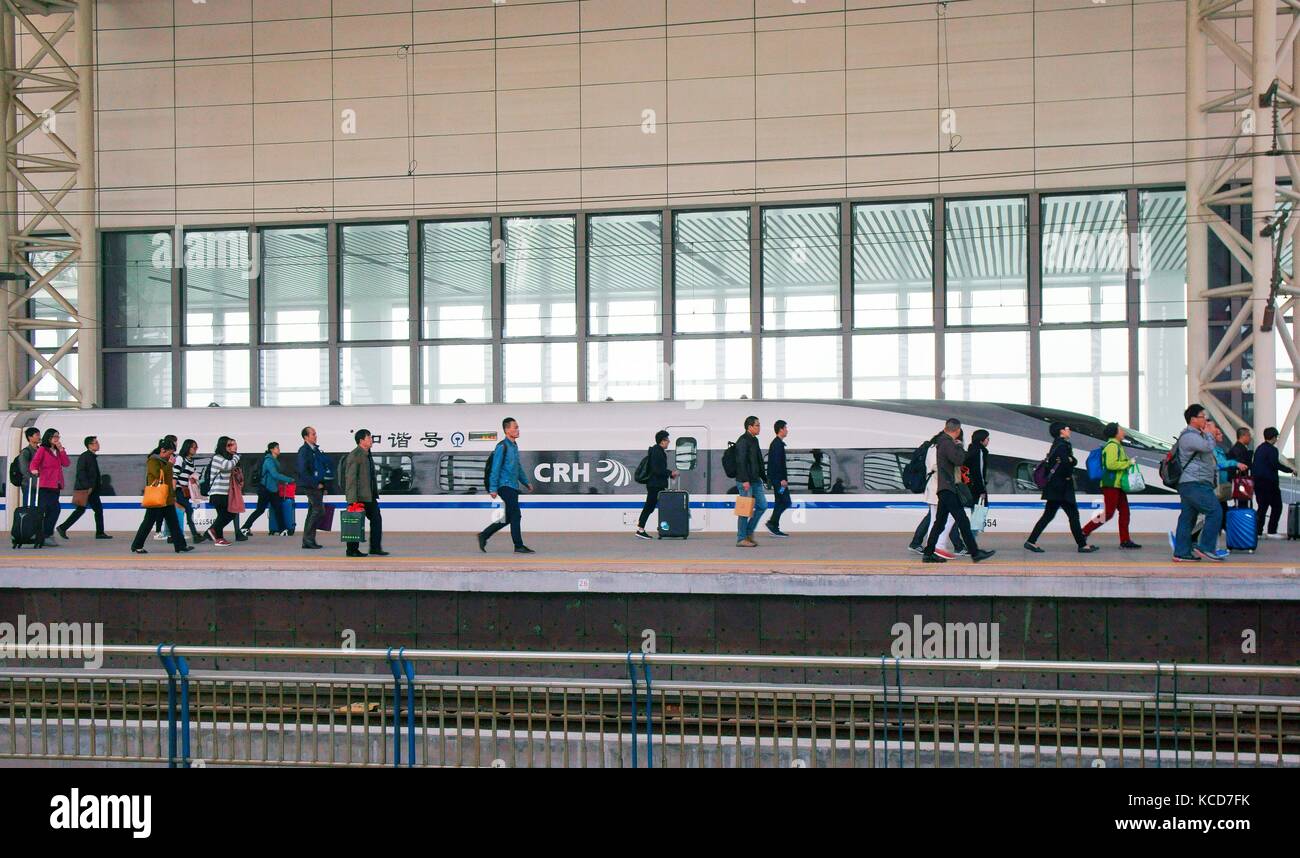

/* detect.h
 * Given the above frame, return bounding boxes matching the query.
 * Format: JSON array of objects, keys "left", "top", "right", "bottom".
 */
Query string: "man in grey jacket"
[
  {"left": 922, "top": 418, "right": 995, "bottom": 563},
  {"left": 1172, "top": 403, "right": 1227, "bottom": 562}
]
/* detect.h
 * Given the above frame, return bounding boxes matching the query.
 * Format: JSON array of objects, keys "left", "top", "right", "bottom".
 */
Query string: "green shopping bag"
[
  {"left": 340, "top": 508, "right": 365, "bottom": 543},
  {"left": 1120, "top": 463, "right": 1146, "bottom": 493}
]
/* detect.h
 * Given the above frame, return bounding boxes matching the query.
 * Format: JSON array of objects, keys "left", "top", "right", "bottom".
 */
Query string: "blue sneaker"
[
  {"left": 1213, "top": 548, "right": 1230, "bottom": 560},
  {"left": 1193, "top": 546, "right": 1225, "bottom": 562}
]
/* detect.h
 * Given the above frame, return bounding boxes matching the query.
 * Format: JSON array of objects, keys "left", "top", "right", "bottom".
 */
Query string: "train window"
[
  {"left": 774, "top": 451, "right": 831, "bottom": 493},
  {"left": 861, "top": 451, "right": 908, "bottom": 492},
  {"left": 1014, "top": 463, "right": 1038, "bottom": 493},
  {"left": 372, "top": 454, "right": 414, "bottom": 494},
  {"left": 439, "top": 454, "right": 490, "bottom": 493},
  {"left": 674, "top": 437, "right": 698, "bottom": 471}
]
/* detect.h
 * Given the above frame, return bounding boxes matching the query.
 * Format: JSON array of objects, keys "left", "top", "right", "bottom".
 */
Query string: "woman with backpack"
[
  {"left": 204, "top": 436, "right": 244, "bottom": 547},
  {"left": 1081, "top": 423, "right": 1142, "bottom": 549},
  {"left": 634, "top": 430, "right": 676, "bottom": 540},
  {"left": 1024, "top": 422, "right": 1098, "bottom": 554},
  {"left": 240, "top": 442, "right": 295, "bottom": 537},
  {"left": 173, "top": 439, "right": 206, "bottom": 545}
]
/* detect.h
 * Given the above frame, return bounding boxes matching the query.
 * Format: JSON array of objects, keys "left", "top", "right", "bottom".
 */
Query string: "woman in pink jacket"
[{"left": 29, "top": 428, "right": 70, "bottom": 545}]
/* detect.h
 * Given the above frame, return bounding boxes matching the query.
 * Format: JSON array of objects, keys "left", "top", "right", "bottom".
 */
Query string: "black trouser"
[
  {"left": 303, "top": 487, "right": 324, "bottom": 543},
  {"left": 1028, "top": 497, "right": 1086, "bottom": 546},
  {"left": 37, "top": 487, "right": 60, "bottom": 538},
  {"left": 911, "top": 511, "right": 966, "bottom": 551},
  {"left": 480, "top": 486, "right": 523, "bottom": 548},
  {"left": 209, "top": 494, "right": 239, "bottom": 539},
  {"left": 58, "top": 490, "right": 105, "bottom": 535},
  {"left": 924, "top": 489, "right": 978, "bottom": 556},
  {"left": 346, "top": 501, "right": 382, "bottom": 553},
  {"left": 637, "top": 486, "right": 662, "bottom": 530},
  {"left": 132, "top": 507, "right": 188, "bottom": 552},
  {"left": 1256, "top": 482, "right": 1284, "bottom": 534},
  {"left": 242, "top": 490, "right": 276, "bottom": 532},
  {"left": 770, "top": 485, "right": 792, "bottom": 529}
]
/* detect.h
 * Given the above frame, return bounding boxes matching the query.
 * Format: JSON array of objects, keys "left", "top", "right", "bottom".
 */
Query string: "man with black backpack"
[
  {"left": 12, "top": 427, "right": 40, "bottom": 507},
  {"left": 477, "top": 417, "right": 535, "bottom": 554},
  {"left": 922, "top": 418, "right": 995, "bottom": 564},
  {"left": 730, "top": 416, "right": 768, "bottom": 547},
  {"left": 634, "top": 430, "right": 676, "bottom": 540}
]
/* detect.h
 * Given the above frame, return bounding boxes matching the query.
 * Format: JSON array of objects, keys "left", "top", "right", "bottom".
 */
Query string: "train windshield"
[{"left": 1001, "top": 405, "right": 1171, "bottom": 452}]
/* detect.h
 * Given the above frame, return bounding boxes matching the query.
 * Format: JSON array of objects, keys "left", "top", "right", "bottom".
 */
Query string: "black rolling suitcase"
[
  {"left": 656, "top": 480, "right": 689, "bottom": 539},
  {"left": 1288, "top": 502, "right": 1300, "bottom": 541},
  {"left": 11, "top": 506, "right": 44, "bottom": 549}
]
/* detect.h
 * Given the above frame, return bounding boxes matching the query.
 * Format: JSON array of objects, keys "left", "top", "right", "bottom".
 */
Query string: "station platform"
[{"left": 0, "top": 531, "right": 1295, "bottom": 601}]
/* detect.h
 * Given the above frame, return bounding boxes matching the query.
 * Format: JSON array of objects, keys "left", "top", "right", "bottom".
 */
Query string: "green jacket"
[
  {"left": 1099, "top": 438, "right": 1133, "bottom": 489},
  {"left": 340, "top": 446, "right": 376, "bottom": 504}
]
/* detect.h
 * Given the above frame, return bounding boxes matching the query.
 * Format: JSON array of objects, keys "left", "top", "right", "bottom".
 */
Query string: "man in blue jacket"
[
  {"left": 1252, "top": 426, "right": 1295, "bottom": 539},
  {"left": 297, "top": 426, "right": 329, "bottom": 550},
  {"left": 766, "top": 420, "right": 792, "bottom": 538},
  {"left": 478, "top": 417, "right": 535, "bottom": 554}
]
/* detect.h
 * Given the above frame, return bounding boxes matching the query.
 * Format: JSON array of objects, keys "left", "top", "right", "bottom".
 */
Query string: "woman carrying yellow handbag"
[{"left": 131, "top": 439, "right": 193, "bottom": 554}]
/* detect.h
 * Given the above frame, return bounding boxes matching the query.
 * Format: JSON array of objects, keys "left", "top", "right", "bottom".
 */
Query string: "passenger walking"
[
  {"left": 1024, "top": 422, "right": 1097, "bottom": 554},
  {"left": 28, "top": 428, "right": 70, "bottom": 546},
  {"left": 921, "top": 429, "right": 959, "bottom": 559},
  {"left": 1203, "top": 419, "right": 1248, "bottom": 543},
  {"left": 151, "top": 434, "right": 178, "bottom": 541},
  {"left": 341, "top": 429, "right": 388, "bottom": 557},
  {"left": 130, "top": 439, "right": 192, "bottom": 554},
  {"left": 1171, "top": 404, "right": 1228, "bottom": 562},
  {"left": 734, "top": 416, "right": 769, "bottom": 547},
  {"left": 205, "top": 436, "right": 244, "bottom": 547},
  {"left": 477, "top": 418, "right": 534, "bottom": 554},
  {"left": 1228, "top": 427, "right": 1253, "bottom": 471},
  {"left": 171, "top": 439, "right": 205, "bottom": 544},
  {"left": 766, "top": 420, "right": 792, "bottom": 538},
  {"left": 1252, "top": 426, "right": 1295, "bottom": 539},
  {"left": 635, "top": 430, "right": 676, "bottom": 540},
  {"left": 241, "top": 443, "right": 294, "bottom": 536},
  {"left": 56, "top": 436, "right": 111, "bottom": 540},
  {"left": 922, "top": 418, "right": 994, "bottom": 563},
  {"left": 1081, "top": 423, "right": 1141, "bottom": 549},
  {"left": 296, "top": 426, "right": 329, "bottom": 550}
]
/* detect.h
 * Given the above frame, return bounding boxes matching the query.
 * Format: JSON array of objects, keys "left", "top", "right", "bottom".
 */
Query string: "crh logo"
[
  {"left": 533, "top": 459, "right": 631, "bottom": 487},
  {"left": 597, "top": 459, "right": 632, "bottom": 488}
]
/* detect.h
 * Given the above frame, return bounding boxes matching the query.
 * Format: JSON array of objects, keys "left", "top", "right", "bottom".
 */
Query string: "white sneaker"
[
  {"left": 152, "top": 532, "right": 167, "bottom": 541},
  {"left": 1265, "top": 533, "right": 1285, "bottom": 540}
]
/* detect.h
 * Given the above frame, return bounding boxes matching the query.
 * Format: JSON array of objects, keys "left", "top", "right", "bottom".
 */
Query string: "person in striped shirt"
[{"left": 173, "top": 439, "right": 205, "bottom": 544}]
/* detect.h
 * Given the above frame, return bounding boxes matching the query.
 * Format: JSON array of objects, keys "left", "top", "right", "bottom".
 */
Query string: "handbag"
[
  {"left": 142, "top": 479, "right": 169, "bottom": 509},
  {"left": 734, "top": 494, "right": 755, "bottom": 518},
  {"left": 969, "top": 503, "right": 989, "bottom": 533},
  {"left": 1231, "top": 475, "right": 1254, "bottom": 501},
  {"left": 1120, "top": 463, "right": 1146, "bottom": 493},
  {"left": 227, "top": 468, "right": 246, "bottom": 513},
  {"left": 278, "top": 481, "right": 297, "bottom": 499},
  {"left": 71, "top": 488, "right": 91, "bottom": 508},
  {"left": 340, "top": 509, "right": 365, "bottom": 543},
  {"left": 316, "top": 503, "right": 335, "bottom": 532}
]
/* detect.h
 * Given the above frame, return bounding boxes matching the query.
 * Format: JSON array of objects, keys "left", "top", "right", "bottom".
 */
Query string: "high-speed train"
[{"left": 0, "top": 400, "right": 1187, "bottom": 536}]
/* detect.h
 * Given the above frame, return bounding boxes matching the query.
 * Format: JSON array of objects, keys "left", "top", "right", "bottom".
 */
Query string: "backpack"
[
  {"left": 721, "top": 441, "right": 738, "bottom": 479},
  {"left": 634, "top": 449, "right": 652, "bottom": 485},
  {"left": 8, "top": 456, "right": 24, "bottom": 487},
  {"left": 198, "top": 459, "right": 214, "bottom": 496},
  {"left": 1085, "top": 447, "right": 1105, "bottom": 482},
  {"left": 1158, "top": 449, "right": 1184, "bottom": 488},
  {"left": 1031, "top": 459, "right": 1051, "bottom": 490},
  {"left": 901, "top": 440, "right": 933, "bottom": 494},
  {"left": 483, "top": 442, "right": 503, "bottom": 491}
]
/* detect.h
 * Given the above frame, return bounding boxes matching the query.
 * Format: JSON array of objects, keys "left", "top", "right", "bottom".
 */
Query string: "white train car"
[{"left": 0, "top": 400, "right": 1183, "bottom": 537}]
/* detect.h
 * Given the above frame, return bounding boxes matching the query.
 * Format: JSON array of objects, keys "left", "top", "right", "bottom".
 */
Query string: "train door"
[{"left": 666, "top": 425, "right": 707, "bottom": 531}]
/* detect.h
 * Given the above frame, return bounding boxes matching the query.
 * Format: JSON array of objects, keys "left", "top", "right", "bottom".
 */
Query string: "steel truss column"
[
  {"left": 1, "top": 0, "right": 96, "bottom": 409},
  {"left": 1188, "top": 0, "right": 1299, "bottom": 456}
]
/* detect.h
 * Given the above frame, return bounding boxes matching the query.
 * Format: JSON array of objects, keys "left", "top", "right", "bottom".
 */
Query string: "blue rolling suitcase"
[
  {"left": 268, "top": 496, "right": 296, "bottom": 535},
  {"left": 1225, "top": 507, "right": 1257, "bottom": 553}
]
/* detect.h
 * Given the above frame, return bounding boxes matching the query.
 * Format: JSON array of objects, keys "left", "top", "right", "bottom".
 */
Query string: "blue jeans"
[
  {"left": 735, "top": 481, "right": 768, "bottom": 540},
  {"left": 1175, "top": 481, "right": 1222, "bottom": 557}
]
